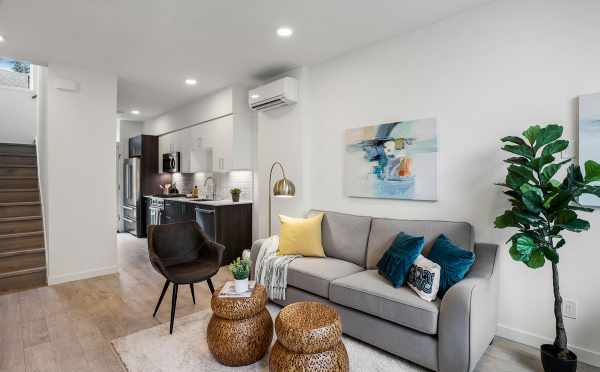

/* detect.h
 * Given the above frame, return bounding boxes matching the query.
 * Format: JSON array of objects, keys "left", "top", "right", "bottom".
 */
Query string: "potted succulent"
[
  {"left": 229, "top": 257, "right": 251, "bottom": 293},
  {"left": 495, "top": 124, "right": 600, "bottom": 372},
  {"left": 230, "top": 187, "right": 241, "bottom": 202}
]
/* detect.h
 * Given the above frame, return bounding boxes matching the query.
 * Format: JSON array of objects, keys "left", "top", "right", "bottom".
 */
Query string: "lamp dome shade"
[{"left": 273, "top": 178, "right": 295, "bottom": 197}]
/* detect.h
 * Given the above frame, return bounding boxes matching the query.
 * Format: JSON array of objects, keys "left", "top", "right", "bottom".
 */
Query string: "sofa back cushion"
[
  {"left": 366, "top": 218, "right": 474, "bottom": 269},
  {"left": 308, "top": 210, "right": 372, "bottom": 267}
]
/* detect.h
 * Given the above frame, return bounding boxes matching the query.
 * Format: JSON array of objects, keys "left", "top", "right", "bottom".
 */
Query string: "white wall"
[
  {"left": 0, "top": 85, "right": 36, "bottom": 143},
  {"left": 256, "top": 0, "right": 600, "bottom": 366},
  {"left": 46, "top": 64, "right": 118, "bottom": 284},
  {"left": 256, "top": 67, "right": 312, "bottom": 237}
]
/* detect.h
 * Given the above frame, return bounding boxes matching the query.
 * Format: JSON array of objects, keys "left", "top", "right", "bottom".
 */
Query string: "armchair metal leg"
[
  {"left": 153, "top": 280, "right": 170, "bottom": 317},
  {"left": 170, "top": 284, "right": 179, "bottom": 334},
  {"left": 206, "top": 278, "right": 215, "bottom": 294},
  {"left": 190, "top": 283, "right": 196, "bottom": 304}
]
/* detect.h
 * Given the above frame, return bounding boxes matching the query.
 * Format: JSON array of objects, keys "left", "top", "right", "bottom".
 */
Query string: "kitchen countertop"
[{"left": 145, "top": 195, "right": 252, "bottom": 207}]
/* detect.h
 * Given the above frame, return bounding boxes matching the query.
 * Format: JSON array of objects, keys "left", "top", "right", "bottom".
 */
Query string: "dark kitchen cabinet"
[
  {"left": 160, "top": 200, "right": 252, "bottom": 265},
  {"left": 128, "top": 135, "right": 143, "bottom": 157}
]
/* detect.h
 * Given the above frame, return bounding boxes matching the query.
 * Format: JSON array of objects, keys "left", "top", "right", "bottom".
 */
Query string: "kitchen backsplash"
[{"left": 171, "top": 171, "right": 253, "bottom": 200}]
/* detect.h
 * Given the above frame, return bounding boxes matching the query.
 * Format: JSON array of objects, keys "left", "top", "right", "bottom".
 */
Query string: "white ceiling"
[{"left": 0, "top": 0, "right": 491, "bottom": 120}]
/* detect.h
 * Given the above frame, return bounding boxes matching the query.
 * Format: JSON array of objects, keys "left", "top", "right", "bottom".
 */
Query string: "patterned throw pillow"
[{"left": 407, "top": 254, "right": 441, "bottom": 302}]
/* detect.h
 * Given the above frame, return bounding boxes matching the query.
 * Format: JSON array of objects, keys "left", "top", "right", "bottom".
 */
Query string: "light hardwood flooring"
[{"left": 0, "top": 233, "right": 597, "bottom": 372}]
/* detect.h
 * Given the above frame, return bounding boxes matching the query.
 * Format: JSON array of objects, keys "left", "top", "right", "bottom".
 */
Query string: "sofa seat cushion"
[
  {"left": 287, "top": 257, "right": 364, "bottom": 298},
  {"left": 329, "top": 270, "right": 440, "bottom": 335}
]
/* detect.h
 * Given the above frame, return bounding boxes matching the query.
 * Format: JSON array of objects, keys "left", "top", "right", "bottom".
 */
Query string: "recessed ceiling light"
[
  {"left": 0, "top": 35, "right": 5, "bottom": 43},
  {"left": 276, "top": 27, "right": 293, "bottom": 38},
  {"left": 130, "top": 109, "right": 140, "bottom": 115},
  {"left": 250, "top": 94, "right": 260, "bottom": 99},
  {"left": 185, "top": 78, "right": 197, "bottom": 86}
]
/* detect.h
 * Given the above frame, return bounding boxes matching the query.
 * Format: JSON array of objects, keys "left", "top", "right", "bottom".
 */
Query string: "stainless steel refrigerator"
[{"left": 121, "top": 158, "right": 141, "bottom": 236}]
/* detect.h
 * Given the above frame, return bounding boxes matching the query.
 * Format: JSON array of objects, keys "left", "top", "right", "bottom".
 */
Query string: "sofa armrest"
[
  {"left": 438, "top": 243, "right": 499, "bottom": 372},
  {"left": 249, "top": 239, "right": 266, "bottom": 280}
]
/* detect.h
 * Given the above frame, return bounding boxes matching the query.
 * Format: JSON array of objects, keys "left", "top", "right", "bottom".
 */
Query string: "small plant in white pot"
[{"left": 229, "top": 257, "right": 251, "bottom": 293}]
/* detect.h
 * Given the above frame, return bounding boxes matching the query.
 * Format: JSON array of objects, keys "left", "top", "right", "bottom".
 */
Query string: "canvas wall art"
[
  {"left": 344, "top": 118, "right": 438, "bottom": 200},
  {"left": 579, "top": 93, "right": 600, "bottom": 207}
]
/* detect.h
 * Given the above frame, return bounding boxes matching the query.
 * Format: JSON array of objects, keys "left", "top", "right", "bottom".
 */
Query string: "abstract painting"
[
  {"left": 579, "top": 93, "right": 600, "bottom": 207},
  {"left": 344, "top": 118, "right": 438, "bottom": 200}
]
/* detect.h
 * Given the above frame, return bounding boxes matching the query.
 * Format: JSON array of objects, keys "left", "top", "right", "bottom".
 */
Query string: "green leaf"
[
  {"left": 513, "top": 209, "right": 543, "bottom": 226},
  {"left": 541, "top": 245, "right": 559, "bottom": 264},
  {"left": 555, "top": 239, "right": 566, "bottom": 249},
  {"left": 522, "top": 190, "right": 544, "bottom": 213},
  {"left": 522, "top": 125, "right": 541, "bottom": 146},
  {"left": 555, "top": 209, "right": 577, "bottom": 224},
  {"left": 501, "top": 136, "right": 528, "bottom": 146},
  {"left": 534, "top": 124, "right": 563, "bottom": 151},
  {"left": 494, "top": 211, "right": 521, "bottom": 229},
  {"left": 540, "top": 164, "right": 561, "bottom": 185},
  {"left": 509, "top": 165, "right": 535, "bottom": 182},
  {"left": 542, "top": 140, "right": 569, "bottom": 157},
  {"left": 503, "top": 144, "right": 534, "bottom": 160},
  {"left": 526, "top": 249, "right": 546, "bottom": 268},
  {"left": 557, "top": 218, "right": 590, "bottom": 232},
  {"left": 530, "top": 155, "right": 555, "bottom": 172},
  {"left": 549, "top": 179, "right": 561, "bottom": 188},
  {"left": 504, "top": 157, "right": 530, "bottom": 167},
  {"left": 506, "top": 172, "right": 529, "bottom": 190},
  {"left": 569, "top": 204, "right": 594, "bottom": 213},
  {"left": 584, "top": 160, "right": 600, "bottom": 183}
]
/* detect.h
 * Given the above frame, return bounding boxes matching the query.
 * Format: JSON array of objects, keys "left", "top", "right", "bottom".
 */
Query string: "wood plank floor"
[{"left": 0, "top": 233, "right": 597, "bottom": 372}]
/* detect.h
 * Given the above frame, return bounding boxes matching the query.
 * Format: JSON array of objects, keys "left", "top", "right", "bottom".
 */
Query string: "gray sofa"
[{"left": 250, "top": 210, "right": 499, "bottom": 372}]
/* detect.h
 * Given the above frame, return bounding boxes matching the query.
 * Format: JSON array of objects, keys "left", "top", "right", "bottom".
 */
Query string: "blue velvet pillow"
[
  {"left": 427, "top": 234, "right": 476, "bottom": 297},
  {"left": 377, "top": 233, "right": 425, "bottom": 288}
]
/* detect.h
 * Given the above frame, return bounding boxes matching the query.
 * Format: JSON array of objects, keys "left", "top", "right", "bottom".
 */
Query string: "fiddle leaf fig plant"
[{"left": 495, "top": 124, "right": 600, "bottom": 359}]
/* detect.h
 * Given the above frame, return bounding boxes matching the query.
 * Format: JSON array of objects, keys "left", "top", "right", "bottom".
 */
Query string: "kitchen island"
[{"left": 145, "top": 196, "right": 252, "bottom": 264}]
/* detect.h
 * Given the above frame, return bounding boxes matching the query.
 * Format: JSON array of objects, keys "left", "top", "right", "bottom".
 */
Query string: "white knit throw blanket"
[{"left": 254, "top": 236, "right": 300, "bottom": 301}]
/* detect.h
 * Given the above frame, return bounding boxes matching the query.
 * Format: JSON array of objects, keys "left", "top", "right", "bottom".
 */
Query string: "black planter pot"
[
  {"left": 231, "top": 193, "right": 240, "bottom": 202},
  {"left": 541, "top": 344, "right": 577, "bottom": 372}
]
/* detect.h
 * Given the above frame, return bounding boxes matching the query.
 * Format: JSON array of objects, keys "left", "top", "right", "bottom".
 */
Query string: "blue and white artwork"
[
  {"left": 579, "top": 93, "right": 600, "bottom": 207},
  {"left": 344, "top": 118, "right": 438, "bottom": 201}
]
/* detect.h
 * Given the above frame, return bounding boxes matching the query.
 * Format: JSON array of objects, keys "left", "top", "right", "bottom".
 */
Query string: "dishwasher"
[{"left": 195, "top": 207, "right": 216, "bottom": 241}]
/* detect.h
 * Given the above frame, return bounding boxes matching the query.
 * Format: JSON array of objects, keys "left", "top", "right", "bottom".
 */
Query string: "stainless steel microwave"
[{"left": 162, "top": 152, "right": 180, "bottom": 173}]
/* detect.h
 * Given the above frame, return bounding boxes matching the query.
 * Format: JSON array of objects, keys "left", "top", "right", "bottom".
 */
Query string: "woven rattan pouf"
[
  {"left": 207, "top": 284, "right": 273, "bottom": 366},
  {"left": 269, "top": 301, "right": 349, "bottom": 372}
]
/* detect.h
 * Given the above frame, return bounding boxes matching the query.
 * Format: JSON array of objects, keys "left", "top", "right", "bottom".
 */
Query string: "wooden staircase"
[{"left": 0, "top": 143, "right": 46, "bottom": 293}]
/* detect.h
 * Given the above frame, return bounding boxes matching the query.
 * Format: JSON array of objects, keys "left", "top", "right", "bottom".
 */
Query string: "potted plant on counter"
[
  {"left": 229, "top": 258, "right": 251, "bottom": 293},
  {"left": 230, "top": 188, "right": 241, "bottom": 202},
  {"left": 495, "top": 124, "right": 600, "bottom": 372}
]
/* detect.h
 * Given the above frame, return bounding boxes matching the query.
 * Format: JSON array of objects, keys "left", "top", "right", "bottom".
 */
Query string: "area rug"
[{"left": 112, "top": 305, "right": 426, "bottom": 372}]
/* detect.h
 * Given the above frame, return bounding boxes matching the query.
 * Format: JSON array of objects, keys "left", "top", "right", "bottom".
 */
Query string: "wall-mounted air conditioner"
[{"left": 248, "top": 77, "right": 298, "bottom": 111}]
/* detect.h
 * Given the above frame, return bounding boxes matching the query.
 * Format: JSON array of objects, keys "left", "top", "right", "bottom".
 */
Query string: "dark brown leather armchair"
[{"left": 148, "top": 222, "right": 225, "bottom": 334}]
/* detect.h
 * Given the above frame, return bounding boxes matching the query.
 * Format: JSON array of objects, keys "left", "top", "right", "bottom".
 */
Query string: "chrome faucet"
[{"left": 203, "top": 176, "right": 216, "bottom": 200}]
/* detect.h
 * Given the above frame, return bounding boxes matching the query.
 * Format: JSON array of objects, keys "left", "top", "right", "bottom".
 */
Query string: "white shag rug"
[{"left": 112, "top": 304, "right": 426, "bottom": 372}]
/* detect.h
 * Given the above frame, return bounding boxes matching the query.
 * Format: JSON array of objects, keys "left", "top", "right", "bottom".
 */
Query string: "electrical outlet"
[{"left": 563, "top": 299, "right": 577, "bottom": 319}]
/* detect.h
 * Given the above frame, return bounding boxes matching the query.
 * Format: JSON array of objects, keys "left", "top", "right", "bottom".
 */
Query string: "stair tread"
[
  {"left": 0, "top": 248, "right": 45, "bottom": 258},
  {"left": 0, "top": 266, "right": 45, "bottom": 279},
  {"left": 0, "top": 231, "right": 43, "bottom": 239},
  {"left": 0, "top": 188, "right": 38, "bottom": 193},
  {"left": 0, "top": 202, "right": 41, "bottom": 206},
  {"left": 0, "top": 164, "right": 37, "bottom": 168},
  {"left": 0, "top": 176, "right": 38, "bottom": 179},
  {"left": 0, "top": 216, "right": 42, "bottom": 222},
  {"left": 0, "top": 152, "right": 36, "bottom": 157}
]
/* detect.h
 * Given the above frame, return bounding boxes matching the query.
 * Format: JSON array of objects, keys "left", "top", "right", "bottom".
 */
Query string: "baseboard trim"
[
  {"left": 48, "top": 265, "right": 118, "bottom": 285},
  {"left": 497, "top": 324, "right": 600, "bottom": 367}
]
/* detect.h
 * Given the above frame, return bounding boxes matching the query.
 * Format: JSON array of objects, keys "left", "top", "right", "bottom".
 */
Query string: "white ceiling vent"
[{"left": 248, "top": 77, "right": 298, "bottom": 111}]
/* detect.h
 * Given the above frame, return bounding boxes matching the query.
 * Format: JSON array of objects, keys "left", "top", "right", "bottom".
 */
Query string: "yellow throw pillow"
[{"left": 277, "top": 213, "right": 325, "bottom": 257}]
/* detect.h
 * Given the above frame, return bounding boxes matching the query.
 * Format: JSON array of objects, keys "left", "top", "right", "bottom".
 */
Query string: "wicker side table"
[
  {"left": 207, "top": 283, "right": 273, "bottom": 366},
  {"left": 269, "top": 301, "right": 349, "bottom": 372}
]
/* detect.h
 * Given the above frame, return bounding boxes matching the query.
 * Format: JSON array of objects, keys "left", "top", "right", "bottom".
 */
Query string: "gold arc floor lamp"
[{"left": 268, "top": 161, "right": 296, "bottom": 236}]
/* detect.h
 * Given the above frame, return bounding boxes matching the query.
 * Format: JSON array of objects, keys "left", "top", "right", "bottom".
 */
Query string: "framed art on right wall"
[{"left": 579, "top": 92, "right": 600, "bottom": 207}]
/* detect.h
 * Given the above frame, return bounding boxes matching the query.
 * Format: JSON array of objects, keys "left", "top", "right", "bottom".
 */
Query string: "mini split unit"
[{"left": 248, "top": 77, "right": 298, "bottom": 111}]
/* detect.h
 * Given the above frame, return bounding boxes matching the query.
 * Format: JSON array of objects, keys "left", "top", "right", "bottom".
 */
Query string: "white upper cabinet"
[{"left": 158, "top": 113, "right": 254, "bottom": 173}]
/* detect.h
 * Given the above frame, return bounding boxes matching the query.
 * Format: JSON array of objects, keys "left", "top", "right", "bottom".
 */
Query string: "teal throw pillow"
[
  {"left": 427, "top": 234, "right": 476, "bottom": 297},
  {"left": 377, "top": 233, "right": 425, "bottom": 288}
]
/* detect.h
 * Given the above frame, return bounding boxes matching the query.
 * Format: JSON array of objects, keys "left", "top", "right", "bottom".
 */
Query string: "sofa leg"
[{"left": 153, "top": 280, "right": 170, "bottom": 317}]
